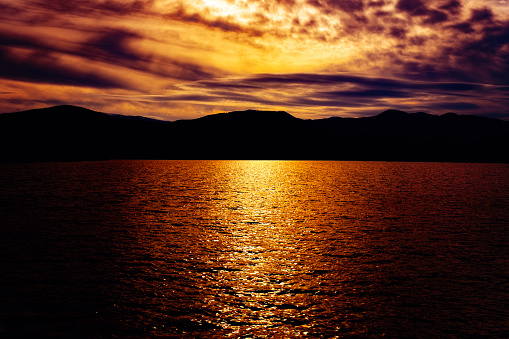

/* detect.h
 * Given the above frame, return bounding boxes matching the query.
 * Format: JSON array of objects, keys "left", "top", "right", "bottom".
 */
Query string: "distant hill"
[{"left": 1, "top": 105, "right": 508, "bottom": 163}]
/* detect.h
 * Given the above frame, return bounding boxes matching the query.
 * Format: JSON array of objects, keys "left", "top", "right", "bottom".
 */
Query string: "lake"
[{"left": 0, "top": 160, "right": 508, "bottom": 338}]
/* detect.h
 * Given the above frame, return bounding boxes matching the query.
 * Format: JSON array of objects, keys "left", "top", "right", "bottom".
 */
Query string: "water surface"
[{"left": 0, "top": 160, "right": 508, "bottom": 338}]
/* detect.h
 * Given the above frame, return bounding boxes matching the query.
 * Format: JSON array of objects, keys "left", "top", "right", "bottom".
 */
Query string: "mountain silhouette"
[{"left": 1, "top": 105, "right": 508, "bottom": 163}]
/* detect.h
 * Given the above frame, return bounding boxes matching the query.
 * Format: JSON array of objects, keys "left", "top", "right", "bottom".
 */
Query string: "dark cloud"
[
  {"left": 142, "top": 88, "right": 283, "bottom": 108},
  {"left": 248, "top": 73, "right": 396, "bottom": 86},
  {"left": 396, "top": 0, "right": 429, "bottom": 16},
  {"left": 402, "top": 62, "right": 440, "bottom": 80},
  {"left": 163, "top": 6, "right": 264, "bottom": 37},
  {"left": 95, "top": 0, "right": 155, "bottom": 15},
  {"left": 183, "top": 72, "right": 505, "bottom": 117},
  {"left": 306, "top": 0, "right": 367, "bottom": 16},
  {"left": 290, "top": 97, "right": 366, "bottom": 108},
  {"left": 0, "top": 2, "right": 23, "bottom": 17},
  {"left": 149, "top": 94, "right": 221, "bottom": 102},
  {"left": 317, "top": 89, "right": 412, "bottom": 98},
  {"left": 465, "top": 27, "right": 509, "bottom": 57},
  {"left": 424, "top": 10, "right": 449, "bottom": 24},
  {"left": 0, "top": 30, "right": 130, "bottom": 88},
  {"left": 192, "top": 82, "right": 262, "bottom": 90},
  {"left": 449, "top": 22, "right": 475, "bottom": 33},
  {"left": 470, "top": 7, "right": 494, "bottom": 23},
  {"left": 84, "top": 29, "right": 145, "bottom": 64},
  {"left": 427, "top": 82, "right": 483, "bottom": 91},
  {"left": 390, "top": 26, "right": 408, "bottom": 39},
  {"left": 169, "top": 60, "right": 223, "bottom": 81},
  {"left": 430, "top": 102, "right": 482, "bottom": 110},
  {"left": 0, "top": 46, "right": 129, "bottom": 89},
  {"left": 328, "top": 0, "right": 365, "bottom": 13},
  {"left": 408, "top": 35, "right": 427, "bottom": 45},
  {"left": 35, "top": 0, "right": 155, "bottom": 16},
  {"left": 381, "top": 10, "right": 509, "bottom": 86},
  {"left": 0, "top": 0, "right": 157, "bottom": 28},
  {"left": 452, "top": 21, "right": 509, "bottom": 85},
  {"left": 210, "top": 91, "right": 283, "bottom": 107},
  {"left": 0, "top": 30, "right": 53, "bottom": 54},
  {"left": 367, "top": 1, "right": 387, "bottom": 8},
  {"left": 374, "top": 10, "right": 391, "bottom": 17},
  {"left": 243, "top": 73, "right": 485, "bottom": 93},
  {"left": 395, "top": 0, "right": 455, "bottom": 25},
  {"left": 79, "top": 28, "right": 221, "bottom": 81},
  {"left": 440, "top": 0, "right": 462, "bottom": 15}
]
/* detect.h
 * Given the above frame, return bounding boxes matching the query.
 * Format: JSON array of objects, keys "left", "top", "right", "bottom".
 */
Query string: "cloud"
[
  {"left": 148, "top": 72, "right": 507, "bottom": 119},
  {"left": 309, "top": 0, "right": 365, "bottom": 13},
  {"left": 0, "top": 51, "right": 129, "bottom": 89},
  {"left": 448, "top": 20, "right": 509, "bottom": 85},
  {"left": 0, "top": 2, "right": 22, "bottom": 17},
  {"left": 394, "top": 0, "right": 453, "bottom": 26},
  {"left": 32, "top": 0, "right": 155, "bottom": 17},
  {"left": 318, "top": 89, "right": 412, "bottom": 98},
  {"left": 440, "top": 0, "right": 462, "bottom": 14},
  {"left": 0, "top": 22, "right": 223, "bottom": 92},
  {"left": 396, "top": 0, "right": 429, "bottom": 15},
  {"left": 449, "top": 22, "right": 475, "bottom": 33},
  {"left": 78, "top": 28, "right": 221, "bottom": 81},
  {"left": 84, "top": 29, "right": 145, "bottom": 63},
  {"left": 0, "top": 29, "right": 132, "bottom": 89},
  {"left": 163, "top": 6, "right": 264, "bottom": 37},
  {"left": 430, "top": 102, "right": 482, "bottom": 110},
  {"left": 290, "top": 97, "right": 367, "bottom": 108},
  {"left": 1, "top": 0, "right": 509, "bottom": 120},
  {"left": 239, "top": 73, "right": 485, "bottom": 93},
  {"left": 470, "top": 7, "right": 494, "bottom": 22},
  {"left": 423, "top": 9, "right": 449, "bottom": 24}
]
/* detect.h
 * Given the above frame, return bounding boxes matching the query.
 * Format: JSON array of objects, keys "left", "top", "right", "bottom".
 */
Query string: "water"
[{"left": 0, "top": 160, "right": 508, "bottom": 338}]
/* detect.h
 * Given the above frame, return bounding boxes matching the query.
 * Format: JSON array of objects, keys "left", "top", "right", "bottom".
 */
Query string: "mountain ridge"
[
  {"left": 4, "top": 104, "right": 503, "bottom": 124},
  {"left": 1, "top": 105, "right": 508, "bottom": 163}
]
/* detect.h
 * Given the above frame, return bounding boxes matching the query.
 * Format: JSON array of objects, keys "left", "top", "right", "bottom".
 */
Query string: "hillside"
[{"left": 1, "top": 105, "right": 508, "bottom": 163}]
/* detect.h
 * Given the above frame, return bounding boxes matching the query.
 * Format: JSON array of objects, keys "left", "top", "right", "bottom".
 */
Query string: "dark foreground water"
[{"left": 0, "top": 160, "right": 508, "bottom": 338}]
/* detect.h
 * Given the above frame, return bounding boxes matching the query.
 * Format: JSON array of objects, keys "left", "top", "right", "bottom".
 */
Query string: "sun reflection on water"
[
  {"left": 193, "top": 161, "right": 335, "bottom": 336},
  {"left": 115, "top": 160, "right": 380, "bottom": 337}
]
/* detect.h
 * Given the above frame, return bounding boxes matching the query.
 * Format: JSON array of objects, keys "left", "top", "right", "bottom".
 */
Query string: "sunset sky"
[{"left": 1, "top": 0, "right": 508, "bottom": 120}]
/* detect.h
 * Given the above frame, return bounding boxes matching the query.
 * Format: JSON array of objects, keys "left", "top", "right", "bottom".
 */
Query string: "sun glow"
[{"left": 194, "top": 0, "right": 258, "bottom": 24}]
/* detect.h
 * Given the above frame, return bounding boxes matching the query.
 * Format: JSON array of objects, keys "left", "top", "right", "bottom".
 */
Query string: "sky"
[{"left": 1, "top": 0, "right": 509, "bottom": 121}]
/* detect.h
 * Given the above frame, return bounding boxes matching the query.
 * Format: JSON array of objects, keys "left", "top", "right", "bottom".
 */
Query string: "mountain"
[
  {"left": 1, "top": 105, "right": 508, "bottom": 163},
  {"left": 0, "top": 105, "right": 170, "bottom": 162}
]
